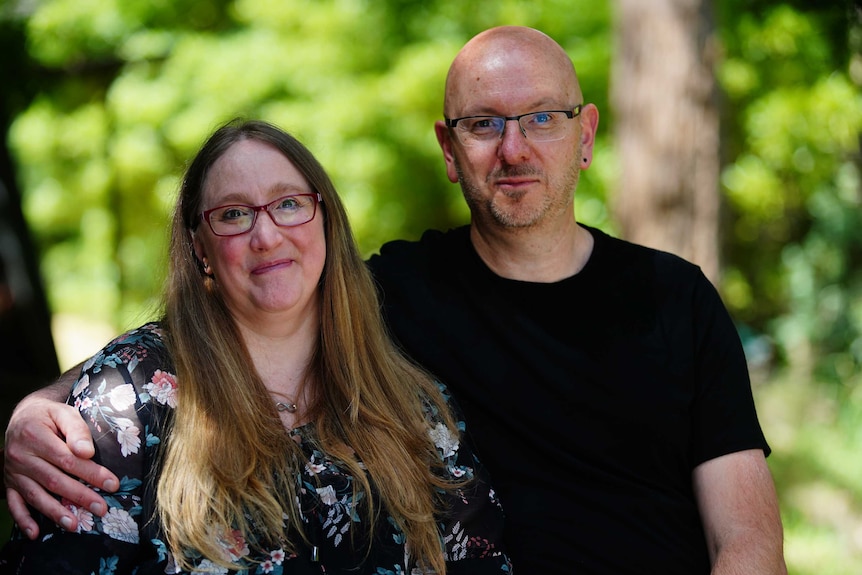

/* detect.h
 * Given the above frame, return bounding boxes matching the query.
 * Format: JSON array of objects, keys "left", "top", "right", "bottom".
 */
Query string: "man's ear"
[
  {"left": 435, "top": 120, "right": 460, "bottom": 184},
  {"left": 578, "top": 103, "right": 600, "bottom": 169}
]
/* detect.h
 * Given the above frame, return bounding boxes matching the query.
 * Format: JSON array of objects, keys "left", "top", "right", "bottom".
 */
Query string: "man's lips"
[
  {"left": 495, "top": 177, "right": 538, "bottom": 190},
  {"left": 251, "top": 258, "right": 294, "bottom": 275}
]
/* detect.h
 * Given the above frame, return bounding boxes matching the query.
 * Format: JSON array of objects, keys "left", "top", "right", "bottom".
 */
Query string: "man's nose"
[{"left": 498, "top": 119, "right": 531, "bottom": 162}]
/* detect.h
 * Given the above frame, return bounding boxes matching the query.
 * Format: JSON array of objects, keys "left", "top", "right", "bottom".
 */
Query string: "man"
[{"left": 4, "top": 26, "right": 786, "bottom": 573}]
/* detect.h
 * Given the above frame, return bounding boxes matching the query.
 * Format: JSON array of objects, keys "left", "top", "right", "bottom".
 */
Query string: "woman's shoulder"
[
  {"left": 81, "top": 322, "right": 170, "bottom": 369},
  {"left": 89, "top": 322, "right": 168, "bottom": 357},
  {"left": 73, "top": 322, "right": 177, "bottom": 409}
]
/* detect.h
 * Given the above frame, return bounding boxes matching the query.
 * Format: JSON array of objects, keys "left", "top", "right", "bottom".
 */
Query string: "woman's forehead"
[{"left": 203, "top": 140, "right": 310, "bottom": 204}]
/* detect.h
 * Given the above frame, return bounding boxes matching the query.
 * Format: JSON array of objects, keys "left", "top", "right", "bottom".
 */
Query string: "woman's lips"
[{"left": 251, "top": 259, "right": 294, "bottom": 275}]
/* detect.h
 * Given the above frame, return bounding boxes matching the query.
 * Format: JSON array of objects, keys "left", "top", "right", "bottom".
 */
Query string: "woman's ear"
[{"left": 191, "top": 231, "right": 211, "bottom": 276}]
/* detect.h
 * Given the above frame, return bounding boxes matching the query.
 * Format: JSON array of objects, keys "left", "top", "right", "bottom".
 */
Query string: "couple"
[{"left": 2, "top": 26, "right": 787, "bottom": 574}]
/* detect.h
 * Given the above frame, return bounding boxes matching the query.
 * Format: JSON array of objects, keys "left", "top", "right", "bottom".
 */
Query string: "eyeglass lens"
[
  {"left": 206, "top": 194, "right": 317, "bottom": 236},
  {"left": 455, "top": 109, "right": 578, "bottom": 145}
]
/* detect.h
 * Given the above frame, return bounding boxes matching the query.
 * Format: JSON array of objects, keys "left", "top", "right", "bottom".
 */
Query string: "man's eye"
[
  {"left": 530, "top": 112, "right": 554, "bottom": 125},
  {"left": 467, "top": 118, "right": 501, "bottom": 133}
]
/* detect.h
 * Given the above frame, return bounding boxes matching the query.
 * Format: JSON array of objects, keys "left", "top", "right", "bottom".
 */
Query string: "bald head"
[{"left": 444, "top": 26, "right": 582, "bottom": 118}]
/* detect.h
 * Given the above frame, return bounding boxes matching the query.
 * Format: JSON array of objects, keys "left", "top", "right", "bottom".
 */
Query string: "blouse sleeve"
[
  {"left": 431, "top": 383, "right": 513, "bottom": 574},
  {"left": 0, "top": 323, "right": 176, "bottom": 575}
]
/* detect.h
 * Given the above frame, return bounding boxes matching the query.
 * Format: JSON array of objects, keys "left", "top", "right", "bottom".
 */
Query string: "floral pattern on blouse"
[{"left": 0, "top": 323, "right": 511, "bottom": 575}]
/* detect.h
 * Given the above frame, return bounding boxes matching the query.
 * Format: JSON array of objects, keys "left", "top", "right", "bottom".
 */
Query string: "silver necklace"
[{"left": 276, "top": 401, "right": 298, "bottom": 413}]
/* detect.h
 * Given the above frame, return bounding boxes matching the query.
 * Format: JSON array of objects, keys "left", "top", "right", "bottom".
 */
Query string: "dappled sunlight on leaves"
[
  {"left": 756, "top": 373, "right": 862, "bottom": 574},
  {"left": 1, "top": 4, "right": 858, "bottom": 572}
]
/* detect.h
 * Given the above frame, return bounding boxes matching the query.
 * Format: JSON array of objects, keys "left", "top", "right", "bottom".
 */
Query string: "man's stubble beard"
[{"left": 456, "top": 158, "right": 582, "bottom": 230}]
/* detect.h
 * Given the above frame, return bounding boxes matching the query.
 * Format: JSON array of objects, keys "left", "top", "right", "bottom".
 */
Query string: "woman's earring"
[{"left": 202, "top": 258, "right": 213, "bottom": 276}]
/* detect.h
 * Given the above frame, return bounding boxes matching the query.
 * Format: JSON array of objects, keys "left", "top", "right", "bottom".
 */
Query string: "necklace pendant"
[{"left": 276, "top": 401, "right": 297, "bottom": 413}]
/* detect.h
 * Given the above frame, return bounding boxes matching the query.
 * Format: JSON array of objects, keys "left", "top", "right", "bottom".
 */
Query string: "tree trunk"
[
  {"left": 611, "top": 0, "right": 721, "bottom": 284},
  {"left": 0, "top": 21, "right": 60, "bottom": 431}
]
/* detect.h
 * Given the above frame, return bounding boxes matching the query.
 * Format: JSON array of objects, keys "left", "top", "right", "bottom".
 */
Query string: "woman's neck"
[{"left": 236, "top": 309, "right": 319, "bottom": 403}]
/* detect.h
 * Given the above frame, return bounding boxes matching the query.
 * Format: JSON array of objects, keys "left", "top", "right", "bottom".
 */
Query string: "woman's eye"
[
  {"left": 277, "top": 197, "right": 300, "bottom": 210},
  {"left": 221, "top": 207, "right": 249, "bottom": 220}
]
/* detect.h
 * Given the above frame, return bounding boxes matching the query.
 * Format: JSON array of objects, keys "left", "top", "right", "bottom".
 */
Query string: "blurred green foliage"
[
  {"left": 4, "top": 0, "right": 615, "bottom": 331},
  {"left": 0, "top": 0, "right": 861, "bottom": 572},
  {"left": 718, "top": 6, "right": 862, "bottom": 568},
  {"left": 718, "top": 1, "right": 862, "bottom": 388}
]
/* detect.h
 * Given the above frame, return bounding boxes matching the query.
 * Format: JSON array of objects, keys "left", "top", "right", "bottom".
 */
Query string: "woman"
[{"left": 0, "top": 120, "right": 510, "bottom": 574}]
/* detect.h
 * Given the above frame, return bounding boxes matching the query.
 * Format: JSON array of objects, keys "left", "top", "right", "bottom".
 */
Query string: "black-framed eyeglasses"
[
  {"left": 445, "top": 104, "right": 583, "bottom": 145},
  {"left": 200, "top": 193, "right": 322, "bottom": 237}
]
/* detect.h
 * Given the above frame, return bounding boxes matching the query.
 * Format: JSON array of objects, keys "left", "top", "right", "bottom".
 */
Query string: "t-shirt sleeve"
[{"left": 688, "top": 271, "right": 770, "bottom": 465}]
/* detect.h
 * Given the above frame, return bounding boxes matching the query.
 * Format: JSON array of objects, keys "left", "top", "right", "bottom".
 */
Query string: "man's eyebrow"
[{"left": 456, "top": 99, "right": 569, "bottom": 117}]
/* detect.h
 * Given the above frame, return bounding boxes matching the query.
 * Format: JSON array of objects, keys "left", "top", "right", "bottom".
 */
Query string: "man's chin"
[{"left": 488, "top": 207, "right": 543, "bottom": 230}]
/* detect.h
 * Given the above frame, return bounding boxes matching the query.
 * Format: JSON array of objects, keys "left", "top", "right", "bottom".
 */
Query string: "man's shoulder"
[
  {"left": 586, "top": 224, "right": 702, "bottom": 280},
  {"left": 368, "top": 226, "right": 470, "bottom": 277}
]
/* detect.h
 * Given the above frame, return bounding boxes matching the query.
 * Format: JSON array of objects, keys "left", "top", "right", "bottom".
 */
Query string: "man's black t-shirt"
[{"left": 367, "top": 225, "right": 769, "bottom": 574}]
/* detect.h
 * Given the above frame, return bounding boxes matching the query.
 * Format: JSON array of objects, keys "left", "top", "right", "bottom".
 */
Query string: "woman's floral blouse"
[{"left": 0, "top": 323, "right": 511, "bottom": 574}]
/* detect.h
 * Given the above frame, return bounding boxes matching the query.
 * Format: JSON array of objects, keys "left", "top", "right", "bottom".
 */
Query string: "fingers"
[
  {"left": 53, "top": 402, "right": 96, "bottom": 460},
  {"left": 53, "top": 407, "right": 119, "bottom": 493},
  {"left": 7, "top": 401, "right": 119, "bottom": 493},
  {"left": 4, "top": 399, "right": 118, "bottom": 532},
  {"left": 6, "top": 474, "right": 80, "bottom": 535},
  {"left": 5, "top": 444, "right": 116, "bottom": 534},
  {"left": 51, "top": 455, "right": 119, "bottom": 501},
  {"left": 6, "top": 488, "right": 39, "bottom": 540}
]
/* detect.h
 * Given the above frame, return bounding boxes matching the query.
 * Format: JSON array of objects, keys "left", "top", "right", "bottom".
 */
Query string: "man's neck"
[{"left": 469, "top": 219, "right": 594, "bottom": 283}]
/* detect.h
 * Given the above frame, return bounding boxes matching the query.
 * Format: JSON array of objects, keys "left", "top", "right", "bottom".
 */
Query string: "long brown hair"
[{"left": 158, "top": 119, "right": 458, "bottom": 572}]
